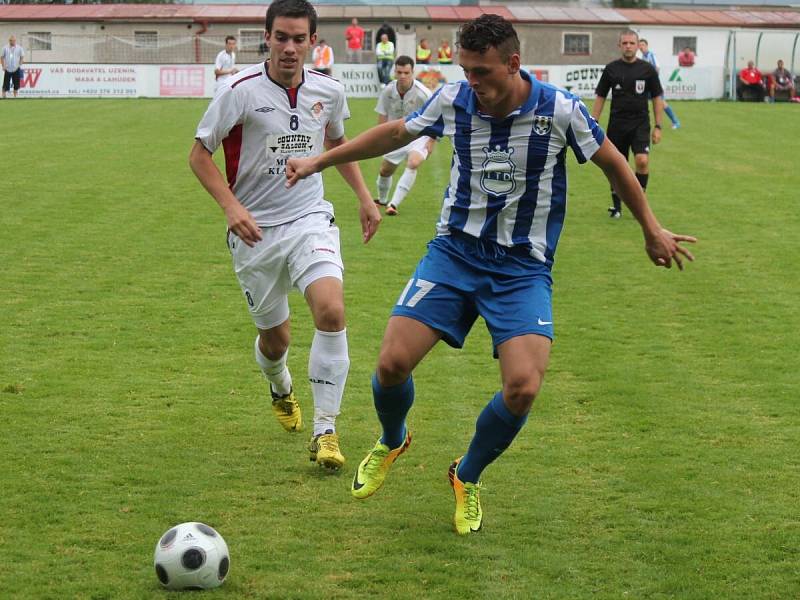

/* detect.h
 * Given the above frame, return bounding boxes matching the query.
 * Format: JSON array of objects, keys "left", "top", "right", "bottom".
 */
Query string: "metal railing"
[{"left": 23, "top": 33, "right": 268, "bottom": 64}]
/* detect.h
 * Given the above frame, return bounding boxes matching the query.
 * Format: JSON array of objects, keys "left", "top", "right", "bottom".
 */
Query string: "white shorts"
[
  {"left": 382, "top": 136, "right": 429, "bottom": 166},
  {"left": 227, "top": 212, "right": 344, "bottom": 330}
]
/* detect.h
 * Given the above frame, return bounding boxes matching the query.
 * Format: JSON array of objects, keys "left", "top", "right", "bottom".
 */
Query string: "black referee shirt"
[{"left": 595, "top": 59, "right": 663, "bottom": 123}]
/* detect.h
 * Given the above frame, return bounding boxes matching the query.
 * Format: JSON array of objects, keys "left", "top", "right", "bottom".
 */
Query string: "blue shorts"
[{"left": 392, "top": 233, "right": 554, "bottom": 356}]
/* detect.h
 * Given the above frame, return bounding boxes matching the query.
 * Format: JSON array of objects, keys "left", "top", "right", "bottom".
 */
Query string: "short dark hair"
[
  {"left": 619, "top": 29, "right": 639, "bottom": 42},
  {"left": 639, "top": 38, "right": 648, "bottom": 45},
  {"left": 457, "top": 14, "right": 519, "bottom": 61},
  {"left": 225, "top": 35, "right": 236, "bottom": 43},
  {"left": 395, "top": 55, "right": 414, "bottom": 69},
  {"left": 265, "top": 0, "right": 317, "bottom": 35}
]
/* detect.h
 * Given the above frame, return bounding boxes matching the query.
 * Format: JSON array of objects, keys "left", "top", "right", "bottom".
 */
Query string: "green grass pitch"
[{"left": 1, "top": 97, "right": 799, "bottom": 599}]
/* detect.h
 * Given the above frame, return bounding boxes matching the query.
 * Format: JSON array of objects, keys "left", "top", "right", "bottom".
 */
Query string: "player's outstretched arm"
[
  {"left": 189, "top": 141, "right": 262, "bottom": 247},
  {"left": 286, "top": 120, "right": 415, "bottom": 188},
  {"left": 324, "top": 135, "right": 382, "bottom": 244},
  {"left": 591, "top": 138, "right": 696, "bottom": 270}
]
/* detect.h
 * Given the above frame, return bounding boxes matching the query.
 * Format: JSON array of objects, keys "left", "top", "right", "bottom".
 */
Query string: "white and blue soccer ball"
[{"left": 153, "top": 522, "right": 230, "bottom": 590}]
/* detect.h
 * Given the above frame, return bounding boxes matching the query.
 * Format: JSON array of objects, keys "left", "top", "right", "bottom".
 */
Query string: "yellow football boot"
[
  {"left": 270, "top": 388, "right": 302, "bottom": 432},
  {"left": 449, "top": 458, "right": 483, "bottom": 535},
  {"left": 351, "top": 432, "right": 412, "bottom": 499}
]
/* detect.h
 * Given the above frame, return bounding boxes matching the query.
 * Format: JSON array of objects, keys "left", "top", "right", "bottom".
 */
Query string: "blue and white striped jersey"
[{"left": 404, "top": 70, "right": 605, "bottom": 268}]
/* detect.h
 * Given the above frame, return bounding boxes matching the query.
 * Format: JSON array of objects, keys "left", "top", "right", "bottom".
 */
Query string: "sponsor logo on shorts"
[{"left": 312, "top": 247, "right": 335, "bottom": 255}]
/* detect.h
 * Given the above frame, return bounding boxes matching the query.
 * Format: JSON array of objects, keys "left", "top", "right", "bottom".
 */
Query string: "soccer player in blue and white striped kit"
[{"left": 287, "top": 14, "right": 696, "bottom": 535}]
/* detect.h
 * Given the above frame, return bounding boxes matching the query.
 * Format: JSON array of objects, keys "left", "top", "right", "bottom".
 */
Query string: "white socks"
[
  {"left": 254, "top": 336, "right": 292, "bottom": 397},
  {"left": 255, "top": 331, "right": 349, "bottom": 436},
  {"left": 308, "top": 329, "right": 350, "bottom": 436},
  {"left": 377, "top": 175, "right": 392, "bottom": 204},
  {"left": 389, "top": 168, "right": 417, "bottom": 208}
]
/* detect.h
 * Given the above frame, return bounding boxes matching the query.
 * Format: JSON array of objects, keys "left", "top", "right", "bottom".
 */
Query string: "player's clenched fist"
[{"left": 285, "top": 157, "right": 319, "bottom": 188}]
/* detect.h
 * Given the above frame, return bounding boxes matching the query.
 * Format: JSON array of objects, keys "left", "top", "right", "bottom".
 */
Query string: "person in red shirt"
[
  {"left": 677, "top": 46, "right": 695, "bottom": 67},
  {"left": 738, "top": 60, "right": 765, "bottom": 101},
  {"left": 344, "top": 17, "right": 364, "bottom": 63}
]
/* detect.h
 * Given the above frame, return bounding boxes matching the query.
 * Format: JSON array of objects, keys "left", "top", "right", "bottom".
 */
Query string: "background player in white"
[
  {"left": 189, "top": 0, "right": 381, "bottom": 470},
  {"left": 374, "top": 55, "right": 435, "bottom": 216},
  {"left": 287, "top": 15, "right": 695, "bottom": 534},
  {"left": 214, "top": 35, "right": 238, "bottom": 93}
]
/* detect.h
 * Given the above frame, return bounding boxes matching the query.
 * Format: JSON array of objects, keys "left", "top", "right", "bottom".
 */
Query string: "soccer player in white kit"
[
  {"left": 374, "top": 56, "right": 435, "bottom": 216},
  {"left": 189, "top": 0, "right": 381, "bottom": 471},
  {"left": 214, "top": 36, "right": 238, "bottom": 93}
]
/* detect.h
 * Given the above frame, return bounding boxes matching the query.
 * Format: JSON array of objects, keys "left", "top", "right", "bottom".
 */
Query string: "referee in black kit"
[{"left": 592, "top": 29, "right": 664, "bottom": 219}]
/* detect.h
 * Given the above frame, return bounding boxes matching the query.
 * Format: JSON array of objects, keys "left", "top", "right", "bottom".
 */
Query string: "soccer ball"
[{"left": 153, "top": 522, "right": 230, "bottom": 590}]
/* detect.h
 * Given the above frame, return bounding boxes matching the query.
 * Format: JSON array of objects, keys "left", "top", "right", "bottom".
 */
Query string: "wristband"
[{"left": 654, "top": 124, "right": 662, "bottom": 130}]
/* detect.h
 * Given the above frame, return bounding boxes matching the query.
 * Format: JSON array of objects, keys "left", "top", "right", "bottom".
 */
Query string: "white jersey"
[
  {"left": 214, "top": 50, "right": 236, "bottom": 89},
  {"left": 196, "top": 62, "right": 349, "bottom": 227},
  {"left": 375, "top": 79, "right": 432, "bottom": 121}
]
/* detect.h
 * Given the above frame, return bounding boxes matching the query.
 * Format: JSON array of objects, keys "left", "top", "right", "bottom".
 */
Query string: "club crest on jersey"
[
  {"left": 533, "top": 115, "right": 553, "bottom": 136},
  {"left": 635, "top": 80, "right": 646, "bottom": 94},
  {"left": 310, "top": 101, "right": 324, "bottom": 119},
  {"left": 480, "top": 146, "right": 516, "bottom": 196}
]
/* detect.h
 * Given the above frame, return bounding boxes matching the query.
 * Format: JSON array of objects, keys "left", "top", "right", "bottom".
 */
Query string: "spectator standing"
[
  {"left": 312, "top": 39, "right": 334, "bottom": 76},
  {"left": 437, "top": 39, "right": 452, "bottom": 64},
  {"left": 770, "top": 59, "right": 795, "bottom": 101},
  {"left": 344, "top": 17, "right": 364, "bottom": 63},
  {"left": 592, "top": 30, "right": 665, "bottom": 219},
  {"left": 638, "top": 39, "right": 680, "bottom": 129},
  {"left": 416, "top": 39, "right": 431, "bottom": 65},
  {"left": 1, "top": 35, "right": 24, "bottom": 99},
  {"left": 375, "top": 33, "right": 395, "bottom": 86},
  {"left": 214, "top": 36, "right": 238, "bottom": 93},
  {"left": 375, "top": 22, "right": 396, "bottom": 48},
  {"left": 738, "top": 61, "right": 765, "bottom": 101},
  {"left": 678, "top": 46, "right": 695, "bottom": 67}
]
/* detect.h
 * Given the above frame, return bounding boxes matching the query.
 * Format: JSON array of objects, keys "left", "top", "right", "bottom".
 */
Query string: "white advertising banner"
[
  {"left": 18, "top": 64, "right": 140, "bottom": 97},
  {"left": 551, "top": 65, "right": 721, "bottom": 100},
  {"left": 16, "top": 63, "right": 723, "bottom": 101},
  {"left": 18, "top": 64, "right": 217, "bottom": 98},
  {"left": 337, "top": 63, "right": 721, "bottom": 101}
]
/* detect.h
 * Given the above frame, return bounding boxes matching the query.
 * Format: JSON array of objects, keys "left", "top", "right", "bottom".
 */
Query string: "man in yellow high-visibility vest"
[
  {"left": 416, "top": 39, "right": 431, "bottom": 65},
  {"left": 437, "top": 39, "right": 452, "bottom": 64},
  {"left": 376, "top": 33, "right": 395, "bottom": 85}
]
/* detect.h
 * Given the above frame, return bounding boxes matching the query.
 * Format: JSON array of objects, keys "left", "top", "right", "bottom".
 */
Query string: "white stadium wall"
[
  {"left": 634, "top": 27, "right": 731, "bottom": 69},
  {"left": 18, "top": 62, "right": 724, "bottom": 100}
]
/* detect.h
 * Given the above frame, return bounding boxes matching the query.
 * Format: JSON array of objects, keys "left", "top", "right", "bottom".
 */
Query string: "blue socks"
[
  {"left": 664, "top": 105, "right": 679, "bottom": 126},
  {"left": 457, "top": 392, "right": 528, "bottom": 484},
  {"left": 373, "top": 373, "right": 414, "bottom": 449}
]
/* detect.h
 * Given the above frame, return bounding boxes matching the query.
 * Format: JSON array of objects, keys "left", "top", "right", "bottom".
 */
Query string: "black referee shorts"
[{"left": 607, "top": 120, "right": 650, "bottom": 159}]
